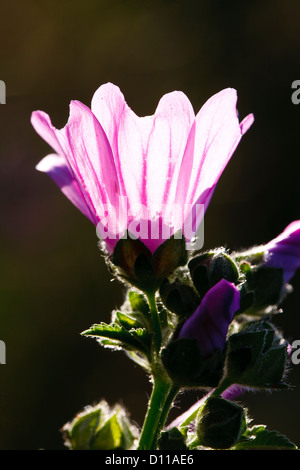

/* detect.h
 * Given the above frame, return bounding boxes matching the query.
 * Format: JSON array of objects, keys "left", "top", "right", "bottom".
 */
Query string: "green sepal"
[
  {"left": 224, "top": 320, "right": 288, "bottom": 388},
  {"left": 188, "top": 252, "right": 213, "bottom": 297},
  {"left": 152, "top": 232, "right": 188, "bottom": 281},
  {"left": 62, "top": 401, "right": 138, "bottom": 450},
  {"left": 82, "top": 322, "right": 152, "bottom": 356},
  {"left": 188, "top": 251, "right": 239, "bottom": 297},
  {"left": 158, "top": 428, "right": 188, "bottom": 450},
  {"left": 234, "top": 425, "right": 298, "bottom": 450},
  {"left": 161, "top": 338, "right": 224, "bottom": 388},
  {"left": 110, "top": 233, "right": 188, "bottom": 294},
  {"left": 245, "top": 266, "right": 284, "bottom": 310},
  {"left": 159, "top": 278, "right": 200, "bottom": 317},
  {"left": 196, "top": 396, "right": 246, "bottom": 449},
  {"left": 62, "top": 403, "right": 103, "bottom": 450},
  {"left": 110, "top": 235, "right": 156, "bottom": 292},
  {"left": 235, "top": 282, "right": 255, "bottom": 315}
]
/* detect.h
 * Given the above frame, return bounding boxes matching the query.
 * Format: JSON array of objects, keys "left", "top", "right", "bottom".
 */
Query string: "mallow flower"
[
  {"left": 31, "top": 83, "right": 253, "bottom": 254},
  {"left": 263, "top": 221, "right": 300, "bottom": 284},
  {"left": 178, "top": 279, "right": 240, "bottom": 358}
]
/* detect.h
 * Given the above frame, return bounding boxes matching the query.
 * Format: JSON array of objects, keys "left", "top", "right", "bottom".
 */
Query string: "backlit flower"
[{"left": 31, "top": 83, "right": 253, "bottom": 253}]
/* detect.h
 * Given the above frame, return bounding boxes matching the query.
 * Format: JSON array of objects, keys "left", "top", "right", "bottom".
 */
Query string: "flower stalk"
[
  {"left": 137, "top": 378, "right": 177, "bottom": 450},
  {"left": 146, "top": 291, "right": 162, "bottom": 354}
]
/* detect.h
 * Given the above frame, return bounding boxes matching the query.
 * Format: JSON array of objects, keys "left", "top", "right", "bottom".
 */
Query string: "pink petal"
[
  {"left": 91, "top": 83, "right": 195, "bottom": 223},
  {"left": 144, "top": 91, "right": 195, "bottom": 213},
  {"left": 31, "top": 111, "right": 64, "bottom": 156},
  {"left": 56, "top": 100, "right": 120, "bottom": 219},
  {"left": 176, "top": 89, "right": 253, "bottom": 243},
  {"left": 240, "top": 113, "right": 254, "bottom": 135},
  {"left": 36, "top": 153, "right": 97, "bottom": 223},
  {"left": 32, "top": 102, "right": 123, "bottom": 246},
  {"left": 31, "top": 110, "right": 99, "bottom": 224},
  {"left": 177, "top": 88, "right": 254, "bottom": 209},
  {"left": 91, "top": 83, "right": 148, "bottom": 211}
]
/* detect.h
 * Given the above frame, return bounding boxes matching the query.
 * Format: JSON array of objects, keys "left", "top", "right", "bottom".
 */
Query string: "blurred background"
[{"left": 1, "top": 0, "right": 300, "bottom": 450}]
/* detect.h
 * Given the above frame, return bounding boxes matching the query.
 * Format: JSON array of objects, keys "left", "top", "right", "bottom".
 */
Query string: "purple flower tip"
[
  {"left": 264, "top": 220, "right": 300, "bottom": 284},
  {"left": 178, "top": 279, "right": 240, "bottom": 358}
]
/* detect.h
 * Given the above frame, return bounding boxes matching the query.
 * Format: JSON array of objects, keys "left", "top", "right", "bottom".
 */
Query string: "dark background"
[{"left": 0, "top": 0, "right": 300, "bottom": 450}]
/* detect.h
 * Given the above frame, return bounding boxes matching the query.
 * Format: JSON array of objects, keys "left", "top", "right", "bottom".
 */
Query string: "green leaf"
[
  {"left": 115, "top": 311, "right": 144, "bottom": 330},
  {"left": 82, "top": 322, "right": 151, "bottom": 355},
  {"left": 128, "top": 291, "right": 150, "bottom": 316},
  {"left": 129, "top": 327, "right": 152, "bottom": 349},
  {"left": 234, "top": 425, "right": 298, "bottom": 450}
]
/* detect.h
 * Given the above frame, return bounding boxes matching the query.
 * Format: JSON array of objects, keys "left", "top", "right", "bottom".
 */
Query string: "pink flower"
[
  {"left": 31, "top": 83, "right": 253, "bottom": 253},
  {"left": 264, "top": 220, "right": 300, "bottom": 283}
]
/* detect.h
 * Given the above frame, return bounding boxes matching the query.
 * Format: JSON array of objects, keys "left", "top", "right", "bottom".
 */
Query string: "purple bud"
[
  {"left": 264, "top": 221, "right": 300, "bottom": 284},
  {"left": 178, "top": 279, "right": 240, "bottom": 358},
  {"left": 222, "top": 384, "right": 246, "bottom": 401}
]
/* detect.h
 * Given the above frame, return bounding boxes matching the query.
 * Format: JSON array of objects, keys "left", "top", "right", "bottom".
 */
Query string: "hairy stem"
[
  {"left": 147, "top": 291, "right": 162, "bottom": 354},
  {"left": 137, "top": 378, "right": 174, "bottom": 450}
]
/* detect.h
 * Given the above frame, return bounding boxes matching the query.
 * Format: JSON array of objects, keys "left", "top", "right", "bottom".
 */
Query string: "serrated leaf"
[
  {"left": 234, "top": 426, "right": 298, "bottom": 450},
  {"left": 129, "top": 327, "right": 152, "bottom": 348},
  {"left": 115, "top": 311, "right": 144, "bottom": 330},
  {"left": 82, "top": 322, "right": 150, "bottom": 355},
  {"left": 128, "top": 291, "right": 150, "bottom": 316}
]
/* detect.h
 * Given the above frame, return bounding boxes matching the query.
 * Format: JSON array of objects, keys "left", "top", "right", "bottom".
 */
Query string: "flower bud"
[
  {"left": 62, "top": 401, "right": 138, "bottom": 450},
  {"left": 196, "top": 396, "right": 245, "bottom": 449},
  {"left": 189, "top": 251, "right": 239, "bottom": 297},
  {"left": 224, "top": 320, "right": 289, "bottom": 389},
  {"left": 178, "top": 279, "right": 240, "bottom": 358},
  {"left": 159, "top": 279, "right": 200, "bottom": 317}
]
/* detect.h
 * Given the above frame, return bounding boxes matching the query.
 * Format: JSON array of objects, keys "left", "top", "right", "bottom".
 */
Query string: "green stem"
[
  {"left": 147, "top": 291, "right": 162, "bottom": 354},
  {"left": 150, "top": 384, "right": 179, "bottom": 449},
  {"left": 137, "top": 378, "right": 173, "bottom": 450}
]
